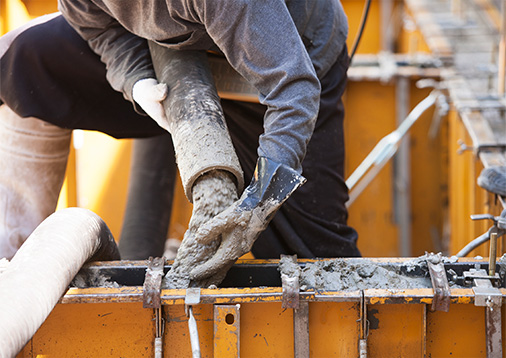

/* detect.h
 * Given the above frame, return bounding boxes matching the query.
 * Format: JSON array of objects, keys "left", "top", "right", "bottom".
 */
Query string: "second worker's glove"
[
  {"left": 132, "top": 78, "right": 168, "bottom": 127},
  {"left": 189, "top": 157, "right": 306, "bottom": 283}
]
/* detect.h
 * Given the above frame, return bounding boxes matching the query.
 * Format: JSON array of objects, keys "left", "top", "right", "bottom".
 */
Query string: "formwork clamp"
[
  {"left": 142, "top": 257, "right": 166, "bottom": 358},
  {"left": 142, "top": 256, "right": 165, "bottom": 309},
  {"left": 426, "top": 252, "right": 451, "bottom": 312}
]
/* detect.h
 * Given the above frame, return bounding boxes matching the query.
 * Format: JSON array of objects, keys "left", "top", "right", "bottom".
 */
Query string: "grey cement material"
[
  {"left": 163, "top": 170, "right": 237, "bottom": 289},
  {"left": 297, "top": 258, "right": 433, "bottom": 291},
  {"left": 72, "top": 268, "right": 120, "bottom": 288},
  {"left": 278, "top": 255, "right": 301, "bottom": 279}
]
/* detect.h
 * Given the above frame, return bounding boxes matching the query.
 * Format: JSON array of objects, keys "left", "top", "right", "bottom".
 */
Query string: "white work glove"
[{"left": 132, "top": 78, "right": 168, "bottom": 127}]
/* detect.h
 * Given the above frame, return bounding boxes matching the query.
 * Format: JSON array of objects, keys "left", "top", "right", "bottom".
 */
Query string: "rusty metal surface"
[
  {"left": 293, "top": 301, "right": 309, "bottom": 358},
  {"left": 426, "top": 253, "right": 451, "bottom": 312},
  {"left": 142, "top": 257, "right": 165, "bottom": 308},
  {"left": 485, "top": 305, "right": 503, "bottom": 358},
  {"left": 468, "top": 268, "right": 503, "bottom": 357}
]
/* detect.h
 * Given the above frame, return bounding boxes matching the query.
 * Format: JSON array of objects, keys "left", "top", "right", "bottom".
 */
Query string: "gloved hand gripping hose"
[{"left": 190, "top": 157, "right": 306, "bottom": 284}]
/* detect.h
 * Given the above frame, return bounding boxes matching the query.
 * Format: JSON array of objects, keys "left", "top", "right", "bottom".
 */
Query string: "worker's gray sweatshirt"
[{"left": 58, "top": 0, "right": 348, "bottom": 174}]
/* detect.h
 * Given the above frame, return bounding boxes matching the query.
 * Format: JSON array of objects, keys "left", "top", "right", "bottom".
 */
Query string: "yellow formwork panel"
[
  {"left": 409, "top": 84, "right": 447, "bottom": 255},
  {"left": 344, "top": 79, "right": 443, "bottom": 257},
  {"left": 427, "top": 304, "right": 487, "bottom": 357},
  {"left": 367, "top": 304, "right": 426, "bottom": 357},
  {"left": 448, "top": 110, "right": 504, "bottom": 257},
  {"left": 16, "top": 292, "right": 505, "bottom": 357},
  {"left": 240, "top": 302, "right": 294, "bottom": 357},
  {"left": 343, "top": 0, "right": 382, "bottom": 55},
  {"left": 344, "top": 81, "right": 399, "bottom": 257},
  {"left": 18, "top": 303, "right": 155, "bottom": 357},
  {"left": 308, "top": 302, "right": 359, "bottom": 356}
]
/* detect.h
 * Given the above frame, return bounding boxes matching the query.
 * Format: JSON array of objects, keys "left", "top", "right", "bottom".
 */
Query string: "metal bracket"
[
  {"left": 281, "top": 274, "right": 300, "bottom": 309},
  {"left": 142, "top": 257, "right": 165, "bottom": 309},
  {"left": 185, "top": 288, "right": 201, "bottom": 316},
  {"left": 426, "top": 253, "right": 451, "bottom": 312},
  {"left": 468, "top": 269, "right": 503, "bottom": 307}
]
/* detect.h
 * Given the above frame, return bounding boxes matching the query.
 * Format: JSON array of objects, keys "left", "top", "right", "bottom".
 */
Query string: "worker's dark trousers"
[{"left": 0, "top": 15, "right": 361, "bottom": 258}]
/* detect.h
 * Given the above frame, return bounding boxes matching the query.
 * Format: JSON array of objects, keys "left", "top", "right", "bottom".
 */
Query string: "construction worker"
[{"left": 0, "top": 1, "right": 361, "bottom": 285}]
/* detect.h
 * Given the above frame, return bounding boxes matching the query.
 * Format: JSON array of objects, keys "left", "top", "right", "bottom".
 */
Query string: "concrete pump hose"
[
  {"left": 148, "top": 42, "right": 244, "bottom": 202},
  {"left": 0, "top": 207, "right": 120, "bottom": 358}
]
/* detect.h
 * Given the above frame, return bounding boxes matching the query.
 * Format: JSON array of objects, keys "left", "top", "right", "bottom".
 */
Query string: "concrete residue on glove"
[{"left": 163, "top": 170, "right": 237, "bottom": 289}]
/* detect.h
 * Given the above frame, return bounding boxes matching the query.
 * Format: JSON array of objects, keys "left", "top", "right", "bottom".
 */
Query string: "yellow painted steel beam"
[{"left": 214, "top": 305, "right": 240, "bottom": 357}]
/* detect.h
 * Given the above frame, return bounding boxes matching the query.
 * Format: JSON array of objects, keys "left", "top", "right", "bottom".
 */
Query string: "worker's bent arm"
[
  {"left": 58, "top": 0, "right": 155, "bottom": 109},
  {"left": 196, "top": 0, "right": 321, "bottom": 173}
]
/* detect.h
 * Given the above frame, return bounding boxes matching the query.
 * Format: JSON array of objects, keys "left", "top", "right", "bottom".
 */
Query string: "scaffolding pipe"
[
  {"left": 0, "top": 208, "right": 120, "bottom": 357},
  {"left": 346, "top": 90, "right": 440, "bottom": 206}
]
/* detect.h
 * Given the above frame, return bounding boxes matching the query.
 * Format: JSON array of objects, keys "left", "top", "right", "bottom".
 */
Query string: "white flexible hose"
[{"left": 0, "top": 207, "right": 119, "bottom": 358}]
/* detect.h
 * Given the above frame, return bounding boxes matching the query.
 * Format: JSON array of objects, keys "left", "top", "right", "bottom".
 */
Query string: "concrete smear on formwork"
[
  {"left": 163, "top": 170, "right": 237, "bottom": 289},
  {"left": 72, "top": 268, "right": 120, "bottom": 288},
  {"left": 403, "top": 252, "right": 458, "bottom": 272},
  {"left": 278, "top": 255, "right": 301, "bottom": 278},
  {"left": 298, "top": 258, "right": 432, "bottom": 291}
]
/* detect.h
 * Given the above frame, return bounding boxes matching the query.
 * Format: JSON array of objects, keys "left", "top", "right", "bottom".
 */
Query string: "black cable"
[{"left": 349, "top": 0, "right": 373, "bottom": 62}]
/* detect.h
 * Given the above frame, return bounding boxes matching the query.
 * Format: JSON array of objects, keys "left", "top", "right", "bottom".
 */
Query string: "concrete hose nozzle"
[
  {"left": 148, "top": 43, "right": 244, "bottom": 202},
  {"left": 0, "top": 207, "right": 120, "bottom": 358},
  {"left": 0, "top": 105, "right": 72, "bottom": 259}
]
